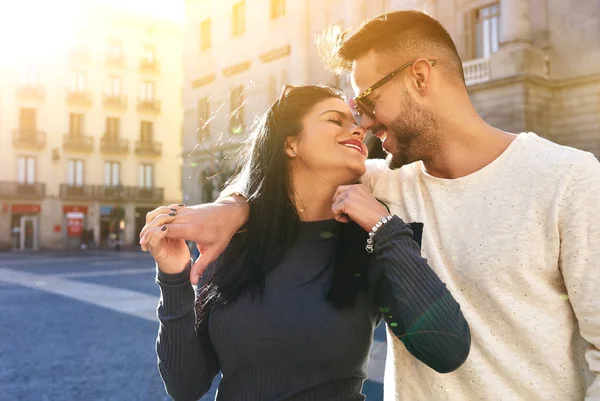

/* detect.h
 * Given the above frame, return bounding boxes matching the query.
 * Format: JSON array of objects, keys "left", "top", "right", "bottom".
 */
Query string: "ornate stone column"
[
  {"left": 489, "top": 0, "right": 546, "bottom": 80},
  {"left": 499, "top": 0, "right": 532, "bottom": 46}
]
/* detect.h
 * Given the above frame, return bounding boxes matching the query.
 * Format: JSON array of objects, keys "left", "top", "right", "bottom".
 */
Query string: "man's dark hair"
[{"left": 318, "top": 10, "right": 465, "bottom": 84}]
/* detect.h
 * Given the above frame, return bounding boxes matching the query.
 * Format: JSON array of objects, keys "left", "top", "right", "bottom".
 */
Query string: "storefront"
[
  {"left": 10, "top": 204, "right": 41, "bottom": 251},
  {"left": 134, "top": 207, "right": 154, "bottom": 241},
  {"left": 63, "top": 205, "right": 87, "bottom": 249},
  {"left": 100, "top": 205, "right": 125, "bottom": 247}
]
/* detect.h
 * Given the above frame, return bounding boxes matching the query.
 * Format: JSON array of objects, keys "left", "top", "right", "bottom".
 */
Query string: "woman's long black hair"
[{"left": 195, "top": 85, "right": 375, "bottom": 330}]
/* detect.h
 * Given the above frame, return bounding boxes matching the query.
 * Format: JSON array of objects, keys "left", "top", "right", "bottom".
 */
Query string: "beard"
[{"left": 380, "top": 91, "right": 438, "bottom": 170}]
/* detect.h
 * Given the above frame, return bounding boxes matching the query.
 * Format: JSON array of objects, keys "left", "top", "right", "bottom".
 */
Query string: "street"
[{"left": 0, "top": 251, "right": 386, "bottom": 401}]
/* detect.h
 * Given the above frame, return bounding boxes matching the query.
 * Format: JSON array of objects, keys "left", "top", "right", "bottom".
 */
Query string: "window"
[
  {"left": 197, "top": 97, "right": 210, "bottom": 138},
  {"left": 104, "top": 161, "right": 121, "bottom": 187},
  {"left": 270, "top": 0, "right": 285, "bottom": 19},
  {"left": 106, "top": 117, "right": 120, "bottom": 137},
  {"left": 140, "top": 121, "right": 154, "bottom": 142},
  {"left": 144, "top": 47, "right": 156, "bottom": 63},
  {"left": 232, "top": 1, "right": 246, "bottom": 36},
  {"left": 71, "top": 70, "right": 86, "bottom": 92},
  {"left": 69, "top": 113, "right": 84, "bottom": 136},
  {"left": 200, "top": 19, "right": 211, "bottom": 51},
  {"left": 230, "top": 86, "right": 245, "bottom": 134},
  {"left": 67, "top": 159, "right": 84, "bottom": 186},
  {"left": 140, "top": 81, "right": 155, "bottom": 101},
  {"left": 21, "top": 65, "right": 37, "bottom": 86},
  {"left": 19, "top": 108, "right": 37, "bottom": 132},
  {"left": 138, "top": 164, "right": 154, "bottom": 189},
  {"left": 474, "top": 3, "right": 500, "bottom": 58},
  {"left": 17, "top": 156, "right": 36, "bottom": 184},
  {"left": 108, "top": 76, "right": 121, "bottom": 96},
  {"left": 108, "top": 39, "right": 122, "bottom": 59}
]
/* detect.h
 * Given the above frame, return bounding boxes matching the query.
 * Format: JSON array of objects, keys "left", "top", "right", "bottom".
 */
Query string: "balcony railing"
[
  {"left": 0, "top": 181, "right": 46, "bottom": 200},
  {"left": 16, "top": 84, "right": 45, "bottom": 102},
  {"left": 130, "top": 187, "right": 164, "bottom": 203},
  {"left": 139, "top": 59, "right": 160, "bottom": 75},
  {"left": 97, "top": 185, "right": 128, "bottom": 202},
  {"left": 137, "top": 98, "right": 161, "bottom": 114},
  {"left": 100, "top": 135, "right": 129, "bottom": 155},
  {"left": 13, "top": 129, "right": 46, "bottom": 150},
  {"left": 63, "top": 134, "right": 94, "bottom": 152},
  {"left": 95, "top": 185, "right": 164, "bottom": 203},
  {"left": 463, "top": 58, "right": 491, "bottom": 86},
  {"left": 58, "top": 184, "right": 164, "bottom": 203},
  {"left": 103, "top": 94, "right": 128, "bottom": 112},
  {"left": 135, "top": 140, "right": 162, "bottom": 157},
  {"left": 105, "top": 54, "right": 126, "bottom": 69},
  {"left": 59, "top": 184, "right": 97, "bottom": 201},
  {"left": 66, "top": 89, "right": 92, "bottom": 107}
]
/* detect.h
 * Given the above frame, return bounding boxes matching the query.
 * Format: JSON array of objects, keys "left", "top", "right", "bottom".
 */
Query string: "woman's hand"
[
  {"left": 332, "top": 184, "right": 390, "bottom": 232},
  {"left": 139, "top": 199, "right": 249, "bottom": 284},
  {"left": 139, "top": 204, "right": 190, "bottom": 274}
]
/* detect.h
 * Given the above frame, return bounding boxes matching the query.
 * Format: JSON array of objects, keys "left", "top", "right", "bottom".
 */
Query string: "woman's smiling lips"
[{"left": 339, "top": 139, "right": 367, "bottom": 156}]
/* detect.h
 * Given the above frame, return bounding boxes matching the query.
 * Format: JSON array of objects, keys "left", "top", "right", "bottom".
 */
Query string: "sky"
[
  {"left": 101, "top": 0, "right": 186, "bottom": 23},
  {"left": 0, "top": 0, "right": 185, "bottom": 63}
]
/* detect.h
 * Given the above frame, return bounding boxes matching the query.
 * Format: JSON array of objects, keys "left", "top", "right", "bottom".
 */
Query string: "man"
[{"left": 141, "top": 11, "right": 600, "bottom": 401}]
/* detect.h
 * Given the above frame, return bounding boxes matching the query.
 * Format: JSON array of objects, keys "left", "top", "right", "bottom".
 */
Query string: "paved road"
[{"left": 0, "top": 251, "right": 386, "bottom": 401}]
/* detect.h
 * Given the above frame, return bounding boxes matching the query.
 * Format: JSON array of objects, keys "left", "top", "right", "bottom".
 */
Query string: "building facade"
[
  {"left": 182, "top": 0, "right": 600, "bottom": 207},
  {"left": 0, "top": 2, "right": 184, "bottom": 251}
]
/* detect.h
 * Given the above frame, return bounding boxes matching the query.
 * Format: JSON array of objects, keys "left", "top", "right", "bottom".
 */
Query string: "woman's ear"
[{"left": 284, "top": 137, "right": 298, "bottom": 158}]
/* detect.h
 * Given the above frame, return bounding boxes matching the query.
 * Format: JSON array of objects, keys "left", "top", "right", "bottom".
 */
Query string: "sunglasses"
[{"left": 352, "top": 59, "right": 437, "bottom": 120}]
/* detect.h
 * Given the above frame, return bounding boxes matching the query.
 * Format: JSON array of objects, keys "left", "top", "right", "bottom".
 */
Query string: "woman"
[{"left": 140, "top": 85, "right": 470, "bottom": 401}]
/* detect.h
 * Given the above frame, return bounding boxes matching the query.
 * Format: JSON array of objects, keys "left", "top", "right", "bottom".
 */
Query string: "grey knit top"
[{"left": 155, "top": 216, "right": 470, "bottom": 401}]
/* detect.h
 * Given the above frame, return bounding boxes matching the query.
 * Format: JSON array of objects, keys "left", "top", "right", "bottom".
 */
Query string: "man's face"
[{"left": 351, "top": 51, "right": 437, "bottom": 169}]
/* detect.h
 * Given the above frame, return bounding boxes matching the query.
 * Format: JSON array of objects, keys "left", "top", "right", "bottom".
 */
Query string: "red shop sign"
[
  {"left": 11, "top": 204, "right": 41, "bottom": 214},
  {"left": 66, "top": 211, "right": 84, "bottom": 237},
  {"left": 63, "top": 205, "right": 88, "bottom": 214}
]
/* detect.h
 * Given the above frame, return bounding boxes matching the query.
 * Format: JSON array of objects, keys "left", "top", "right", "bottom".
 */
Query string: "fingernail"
[
  {"left": 161, "top": 226, "right": 167, "bottom": 231},
  {"left": 170, "top": 208, "right": 177, "bottom": 212},
  {"left": 168, "top": 212, "right": 176, "bottom": 216}
]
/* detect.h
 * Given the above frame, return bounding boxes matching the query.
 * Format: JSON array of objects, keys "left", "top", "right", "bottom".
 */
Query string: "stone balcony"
[
  {"left": 95, "top": 185, "right": 164, "bottom": 203},
  {"left": 100, "top": 135, "right": 129, "bottom": 155},
  {"left": 139, "top": 59, "right": 160, "bottom": 75},
  {"left": 66, "top": 89, "right": 92, "bottom": 108},
  {"left": 463, "top": 58, "right": 491, "bottom": 86},
  {"left": 62, "top": 133, "right": 94, "bottom": 153},
  {"left": 103, "top": 94, "right": 128, "bottom": 112},
  {"left": 16, "top": 84, "right": 45, "bottom": 103},
  {"left": 129, "top": 187, "right": 164, "bottom": 203},
  {"left": 105, "top": 54, "right": 126, "bottom": 69},
  {"left": 136, "top": 98, "right": 161, "bottom": 115},
  {"left": 59, "top": 184, "right": 97, "bottom": 201},
  {"left": 135, "top": 140, "right": 162, "bottom": 157},
  {"left": 13, "top": 129, "right": 46, "bottom": 150},
  {"left": 0, "top": 181, "right": 46, "bottom": 200}
]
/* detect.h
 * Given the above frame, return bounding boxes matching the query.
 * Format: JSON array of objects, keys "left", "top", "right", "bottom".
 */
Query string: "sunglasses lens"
[{"left": 356, "top": 98, "right": 374, "bottom": 119}]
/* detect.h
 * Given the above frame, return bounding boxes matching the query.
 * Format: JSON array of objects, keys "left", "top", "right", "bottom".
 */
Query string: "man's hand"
[
  {"left": 140, "top": 197, "right": 249, "bottom": 284},
  {"left": 332, "top": 184, "right": 390, "bottom": 232}
]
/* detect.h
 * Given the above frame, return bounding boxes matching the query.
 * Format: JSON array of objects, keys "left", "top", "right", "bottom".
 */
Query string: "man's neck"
[{"left": 422, "top": 124, "right": 517, "bottom": 179}]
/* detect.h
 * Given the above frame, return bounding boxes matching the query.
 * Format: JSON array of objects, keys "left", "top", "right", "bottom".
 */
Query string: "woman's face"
[{"left": 287, "top": 97, "right": 368, "bottom": 185}]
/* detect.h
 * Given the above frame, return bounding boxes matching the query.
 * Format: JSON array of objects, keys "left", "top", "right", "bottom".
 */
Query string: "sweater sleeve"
[
  {"left": 156, "top": 260, "right": 220, "bottom": 401},
  {"left": 557, "top": 153, "right": 600, "bottom": 400},
  {"left": 371, "top": 215, "right": 471, "bottom": 373}
]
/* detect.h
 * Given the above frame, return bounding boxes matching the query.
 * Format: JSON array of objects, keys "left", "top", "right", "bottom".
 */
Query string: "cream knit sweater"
[{"left": 362, "top": 133, "right": 600, "bottom": 400}]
